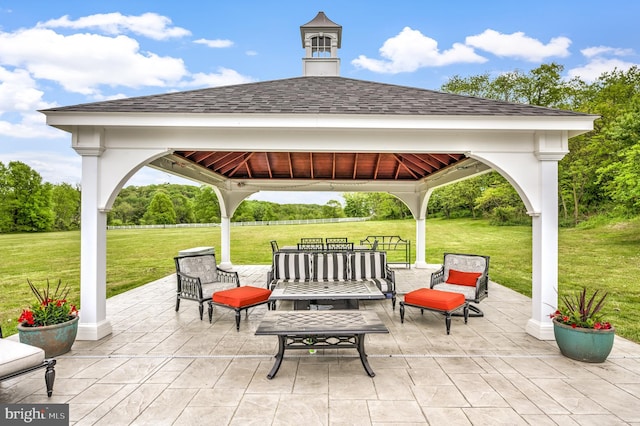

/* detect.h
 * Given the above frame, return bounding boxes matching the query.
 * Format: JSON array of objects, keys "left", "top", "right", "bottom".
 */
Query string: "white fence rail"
[{"left": 107, "top": 217, "right": 370, "bottom": 230}]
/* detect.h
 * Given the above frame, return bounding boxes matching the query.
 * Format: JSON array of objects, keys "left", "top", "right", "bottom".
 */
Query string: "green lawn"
[{"left": 1, "top": 218, "right": 639, "bottom": 342}]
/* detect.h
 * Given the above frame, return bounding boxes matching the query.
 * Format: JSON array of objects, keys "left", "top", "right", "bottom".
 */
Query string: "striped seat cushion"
[
  {"left": 350, "top": 251, "right": 388, "bottom": 280},
  {"left": 312, "top": 252, "right": 348, "bottom": 281},
  {"left": 273, "top": 252, "right": 312, "bottom": 281}
]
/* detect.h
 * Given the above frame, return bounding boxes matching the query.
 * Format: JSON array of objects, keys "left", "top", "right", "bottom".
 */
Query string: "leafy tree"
[
  {"left": 0, "top": 161, "right": 53, "bottom": 232},
  {"left": 171, "top": 193, "right": 195, "bottom": 224},
  {"left": 232, "top": 200, "right": 255, "bottom": 222},
  {"left": 475, "top": 182, "right": 527, "bottom": 225},
  {"left": 193, "top": 186, "right": 220, "bottom": 223},
  {"left": 321, "top": 200, "right": 344, "bottom": 218},
  {"left": 142, "top": 191, "right": 176, "bottom": 224},
  {"left": 51, "top": 183, "right": 81, "bottom": 230},
  {"left": 596, "top": 97, "right": 640, "bottom": 214},
  {"left": 343, "top": 193, "right": 371, "bottom": 217}
]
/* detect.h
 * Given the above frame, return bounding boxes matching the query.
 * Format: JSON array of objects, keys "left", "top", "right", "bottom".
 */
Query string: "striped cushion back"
[
  {"left": 273, "top": 252, "right": 311, "bottom": 281},
  {"left": 313, "top": 252, "right": 348, "bottom": 281},
  {"left": 350, "top": 251, "right": 387, "bottom": 280}
]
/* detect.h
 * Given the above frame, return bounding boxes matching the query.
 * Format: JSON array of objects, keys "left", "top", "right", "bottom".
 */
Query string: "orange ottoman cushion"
[
  {"left": 404, "top": 288, "right": 465, "bottom": 311},
  {"left": 213, "top": 286, "right": 271, "bottom": 308}
]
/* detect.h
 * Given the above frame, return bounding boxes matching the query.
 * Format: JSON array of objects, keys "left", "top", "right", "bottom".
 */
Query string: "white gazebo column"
[
  {"left": 219, "top": 215, "right": 232, "bottom": 269},
  {"left": 414, "top": 218, "right": 428, "bottom": 268},
  {"left": 526, "top": 159, "right": 560, "bottom": 340},
  {"left": 77, "top": 154, "right": 112, "bottom": 340}
]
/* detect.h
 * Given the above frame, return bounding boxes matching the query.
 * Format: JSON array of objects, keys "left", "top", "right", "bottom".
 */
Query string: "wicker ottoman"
[{"left": 399, "top": 288, "right": 469, "bottom": 334}]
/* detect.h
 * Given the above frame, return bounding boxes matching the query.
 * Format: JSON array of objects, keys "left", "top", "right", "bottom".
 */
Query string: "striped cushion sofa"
[{"left": 267, "top": 251, "right": 396, "bottom": 309}]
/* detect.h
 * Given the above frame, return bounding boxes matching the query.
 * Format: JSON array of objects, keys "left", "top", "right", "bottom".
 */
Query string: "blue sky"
[{"left": 1, "top": 1, "right": 638, "bottom": 204}]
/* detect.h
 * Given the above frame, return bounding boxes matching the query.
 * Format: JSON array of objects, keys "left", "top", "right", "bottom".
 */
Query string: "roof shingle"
[{"left": 42, "top": 76, "right": 588, "bottom": 117}]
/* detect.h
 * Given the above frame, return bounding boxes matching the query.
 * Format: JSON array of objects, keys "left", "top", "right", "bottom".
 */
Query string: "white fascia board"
[
  {"left": 44, "top": 112, "right": 597, "bottom": 133},
  {"left": 101, "top": 125, "right": 538, "bottom": 154}
]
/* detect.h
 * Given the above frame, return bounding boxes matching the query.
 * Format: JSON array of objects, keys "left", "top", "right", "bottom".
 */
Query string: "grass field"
[{"left": 1, "top": 218, "right": 639, "bottom": 342}]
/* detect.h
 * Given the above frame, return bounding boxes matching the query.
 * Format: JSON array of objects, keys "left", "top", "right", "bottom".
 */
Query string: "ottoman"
[
  {"left": 399, "top": 288, "right": 469, "bottom": 334},
  {"left": 208, "top": 286, "right": 272, "bottom": 331}
]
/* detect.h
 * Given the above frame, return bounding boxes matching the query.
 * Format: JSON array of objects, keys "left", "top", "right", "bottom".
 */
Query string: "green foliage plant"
[
  {"left": 18, "top": 279, "right": 78, "bottom": 327},
  {"left": 550, "top": 287, "right": 612, "bottom": 330}
]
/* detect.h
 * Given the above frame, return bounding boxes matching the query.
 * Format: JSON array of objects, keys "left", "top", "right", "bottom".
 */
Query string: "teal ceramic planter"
[
  {"left": 553, "top": 319, "right": 614, "bottom": 363},
  {"left": 18, "top": 315, "right": 79, "bottom": 358}
]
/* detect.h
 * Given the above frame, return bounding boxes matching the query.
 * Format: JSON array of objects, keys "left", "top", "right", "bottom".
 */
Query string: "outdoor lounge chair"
[
  {"left": 0, "top": 326, "right": 56, "bottom": 397},
  {"left": 429, "top": 252, "right": 490, "bottom": 317},
  {"left": 270, "top": 240, "right": 279, "bottom": 253},
  {"left": 174, "top": 253, "right": 240, "bottom": 320}
]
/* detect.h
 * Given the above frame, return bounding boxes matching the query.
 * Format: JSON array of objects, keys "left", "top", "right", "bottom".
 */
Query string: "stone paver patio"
[{"left": 2, "top": 265, "right": 639, "bottom": 425}]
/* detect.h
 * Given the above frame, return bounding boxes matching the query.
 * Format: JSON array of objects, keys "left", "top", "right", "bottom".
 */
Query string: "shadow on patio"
[{"left": 2, "top": 266, "right": 640, "bottom": 425}]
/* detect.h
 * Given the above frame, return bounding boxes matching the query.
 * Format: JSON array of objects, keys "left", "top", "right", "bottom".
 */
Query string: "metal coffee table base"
[
  {"left": 267, "top": 333, "right": 374, "bottom": 379},
  {"left": 256, "top": 310, "right": 388, "bottom": 379}
]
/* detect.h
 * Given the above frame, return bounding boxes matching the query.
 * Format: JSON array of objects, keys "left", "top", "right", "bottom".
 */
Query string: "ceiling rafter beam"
[
  {"left": 353, "top": 153, "right": 359, "bottom": 179},
  {"left": 228, "top": 152, "right": 255, "bottom": 177},
  {"left": 402, "top": 154, "right": 432, "bottom": 173},
  {"left": 216, "top": 152, "right": 246, "bottom": 173},
  {"left": 374, "top": 153, "right": 381, "bottom": 180},
  {"left": 395, "top": 157, "right": 419, "bottom": 179},
  {"left": 288, "top": 152, "right": 293, "bottom": 178},
  {"left": 310, "top": 152, "right": 314, "bottom": 179},
  {"left": 332, "top": 153, "right": 336, "bottom": 179},
  {"left": 265, "top": 152, "right": 273, "bottom": 178}
]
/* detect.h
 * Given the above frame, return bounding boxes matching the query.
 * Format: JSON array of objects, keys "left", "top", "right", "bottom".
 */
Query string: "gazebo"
[{"left": 41, "top": 12, "right": 596, "bottom": 342}]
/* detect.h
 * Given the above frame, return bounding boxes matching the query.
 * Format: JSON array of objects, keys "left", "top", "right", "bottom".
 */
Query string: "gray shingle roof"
[{"left": 42, "top": 76, "right": 589, "bottom": 117}]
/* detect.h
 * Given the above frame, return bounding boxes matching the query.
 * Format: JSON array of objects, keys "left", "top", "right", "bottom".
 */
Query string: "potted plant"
[
  {"left": 17, "top": 279, "right": 79, "bottom": 357},
  {"left": 549, "top": 286, "right": 614, "bottom": 363}
]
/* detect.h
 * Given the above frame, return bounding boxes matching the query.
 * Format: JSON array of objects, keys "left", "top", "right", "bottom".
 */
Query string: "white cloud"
[
  {"left": 581, "top": 46, "right": 634, "bottom": 58},
  {"left": 567, "top": 45, "right": 638, "bottom": 82},
  {"left": 568, "top": 57, "right": 637, "bottom": 82},
  {"left": 0, "top": 66, "right": 51, "bottom": 113},
  {"left": 352, "top": 27, "right": 486, "bottom": 73},
  {"left": 246, "top": 50, "right": 258, "bottom": 56},
  {"left": 194, "top": 38, "right": 234, "bottom": 48},
  {"left": 38, "top": 12, "right": 191, "bottom": 40},
  {"left": 0, "top": 66, "right": 61, "bottom": 138},
  {"left": 465, "top": 29, "right": 571, "bottom": 62},
  {"left": 182, "top": 67, "right": 255, "bottom": 88},
  {"left": 0, "top": 28, "right": 188, "bottom": 96}
]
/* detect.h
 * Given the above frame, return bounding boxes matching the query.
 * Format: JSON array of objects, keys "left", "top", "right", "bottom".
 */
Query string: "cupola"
[{"left": 300, "top": 11, "right": 342, "bottom": 76}]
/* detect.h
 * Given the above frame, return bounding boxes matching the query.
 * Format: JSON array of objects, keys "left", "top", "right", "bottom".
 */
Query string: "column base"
[
  {"left": 525, "top": 318, "right": 555, "bottom": 341},
  {"left": 76, "top": 319, "right": 113, "bottom": 341}
]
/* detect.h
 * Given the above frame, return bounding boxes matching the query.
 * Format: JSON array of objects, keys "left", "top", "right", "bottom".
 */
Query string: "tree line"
[
  {"left": 2, "top": 62, "right": 639, "bottom": 232},
  {"left": 435, "top": 63, "right": 640, "bottom": 225}
]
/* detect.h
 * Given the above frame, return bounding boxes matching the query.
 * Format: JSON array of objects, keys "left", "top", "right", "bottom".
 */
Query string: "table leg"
[
  {"left": 356, "top": 333, "right": 375, "bottom": 377},
  {"left": 267, "top": 335, "right": 286, "bottom": 379}
]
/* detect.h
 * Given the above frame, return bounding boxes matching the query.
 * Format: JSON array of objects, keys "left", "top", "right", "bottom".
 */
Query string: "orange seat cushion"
[
  {"left": 404, "top": 288, "right": 465, "bottom": 311},
  {"left": 212, "top": 286, "right": 271, "bottom": 308}
]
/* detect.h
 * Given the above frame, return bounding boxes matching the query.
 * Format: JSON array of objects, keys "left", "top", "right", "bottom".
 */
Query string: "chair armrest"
[
  {"left": 476, "top": 273, "right": 489, "bottom": 298},
  {"left": 385, "top": 265, "right": 396, "bottom": 291},
  {"left": 176, "top": 271, "right": 204, "bottom": 298},
  {"left": 266, "top": 268, "right": 274, "bottom": 289},
  {"left": 429, "top": 267, "right": 445, "bottom": 288},
  {"left": 216, "top": 267, "right": 240, "bottom": 287}
]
